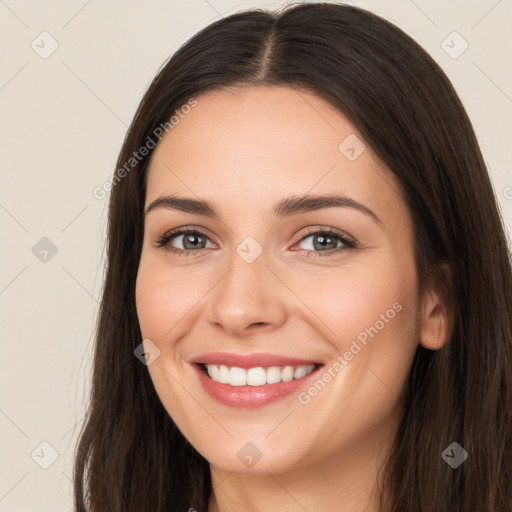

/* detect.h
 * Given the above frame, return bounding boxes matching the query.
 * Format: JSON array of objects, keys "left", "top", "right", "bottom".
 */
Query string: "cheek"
[
  {"left": 135, "top": 255, "right": 206, "bottom": 340},
  {"left": 289, "top": 256, "right": 418, "bottom": 349},
  {"left": 286, "top": 263, "right": 419, "bottom": 447},
  {"left": 292, "top": 255, "right": 420, "bottom": 408},
  {"left": 326, "top": 261, "right": 420, "bottom": 401},
  {"left": 135, "top": 271, "right": 171, "bottom": 340}
]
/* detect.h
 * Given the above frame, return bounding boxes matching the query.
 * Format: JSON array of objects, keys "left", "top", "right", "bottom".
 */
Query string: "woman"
[{"left": 73, "top": 3, "right": 512, "bottom": 511}]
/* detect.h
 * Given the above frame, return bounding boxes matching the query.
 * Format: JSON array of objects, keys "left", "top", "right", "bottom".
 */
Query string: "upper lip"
[{"left": 189, "top": 352, "right": 322, "bottom": 369}]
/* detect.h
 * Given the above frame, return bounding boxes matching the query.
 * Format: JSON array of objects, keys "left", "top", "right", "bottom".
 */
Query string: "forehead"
[
  {"left": 150, "top": 85, "right": 355, "bottom": 172},
  {"left": 145, "top": 85, "right": 406, "bottom": 229}
]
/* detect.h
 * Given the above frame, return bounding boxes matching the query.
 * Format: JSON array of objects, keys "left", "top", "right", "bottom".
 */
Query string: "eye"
[
  {"left": 153, "top": 226, "right": 357, "bottom": 257},
  {"left": 293, "top": 228, "right": 356, "bottom": 257},
  {"left": 153, "top": 228, "right": 216, "bottom": 255}
]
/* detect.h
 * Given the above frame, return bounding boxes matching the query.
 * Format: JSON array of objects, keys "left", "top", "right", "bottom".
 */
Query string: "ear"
[{"left": 418, "top": 265, "right": 452, "bottom": 351}]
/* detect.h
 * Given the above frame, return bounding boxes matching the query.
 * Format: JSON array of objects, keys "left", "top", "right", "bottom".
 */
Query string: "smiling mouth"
[{"left": 198, "top": 362, "right": 320, "bottom": 386}]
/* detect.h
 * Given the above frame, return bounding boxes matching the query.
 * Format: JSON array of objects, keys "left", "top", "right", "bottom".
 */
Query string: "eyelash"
[{"left": 153, "top": 226, "right": 357, "bottom": 258}]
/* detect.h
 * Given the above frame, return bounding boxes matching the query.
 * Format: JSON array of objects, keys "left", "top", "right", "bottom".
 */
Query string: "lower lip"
[{"left": 192, "top": 363, "right": 323, "bottom": 408}]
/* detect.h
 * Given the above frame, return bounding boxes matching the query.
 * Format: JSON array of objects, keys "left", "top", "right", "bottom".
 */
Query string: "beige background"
[{"left": 1, "top": 0, "right": 511, "bottom": 510}]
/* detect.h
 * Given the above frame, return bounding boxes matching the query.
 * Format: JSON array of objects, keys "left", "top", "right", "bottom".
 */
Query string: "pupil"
[
  {"left": 184, "top": 234, "right": 204, "bottom": 250},
  {"left": 314, "top": 234, "right": 336, "bottom": 251}
]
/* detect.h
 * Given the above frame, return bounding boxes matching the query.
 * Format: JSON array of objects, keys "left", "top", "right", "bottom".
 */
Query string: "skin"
[{"left": 135, "top": 85, "right": 449, "bottom": 511}]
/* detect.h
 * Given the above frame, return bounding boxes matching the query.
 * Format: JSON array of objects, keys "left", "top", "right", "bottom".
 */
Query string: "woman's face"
[{"left": 135, "top": 85, "right": 426, "bottom": 475}]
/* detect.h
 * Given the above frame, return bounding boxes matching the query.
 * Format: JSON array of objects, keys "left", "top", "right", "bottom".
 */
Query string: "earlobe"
[{"left": 418, "top": 266, "right": 452, "bottom": 351}]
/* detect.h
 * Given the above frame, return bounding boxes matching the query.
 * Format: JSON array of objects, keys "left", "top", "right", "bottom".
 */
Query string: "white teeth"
[
  {"left": 294, "top": 366, "right": 307, "bottom": 379},
  {"left": 229, "top": 367, "right": 247, "bottom": 386},
  {"left": 207, "top": 364, "right": 219, "bottom": 381},
  {"left": 247, "top": 367, "right": 267, "bottom": 386},
  {"left": 204, "top": 363, "right": 316, "bottom": 386},
  {"left": 281, "top": 366, "right": 294, "bottom": 382},
  {"left": 266, "top": 366, "right": 281, "bottom": 384},
  {"left": 218, "top": 365, "right": 230, "bottom": 384}
]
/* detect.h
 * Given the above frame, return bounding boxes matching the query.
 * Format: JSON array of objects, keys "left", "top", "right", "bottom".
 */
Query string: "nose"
[{"left": 206, "top": 247, "right": 287, "bottom": 338}]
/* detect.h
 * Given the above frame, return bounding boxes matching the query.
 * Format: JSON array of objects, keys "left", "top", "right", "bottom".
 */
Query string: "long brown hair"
[{"left": 73, "top": 3, "right": 512, "bottom": 510}]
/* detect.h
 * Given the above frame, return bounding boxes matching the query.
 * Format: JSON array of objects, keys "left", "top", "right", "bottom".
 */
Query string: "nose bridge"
[{"left": 206, "top": 237, "right": 286, "bottom": 334}]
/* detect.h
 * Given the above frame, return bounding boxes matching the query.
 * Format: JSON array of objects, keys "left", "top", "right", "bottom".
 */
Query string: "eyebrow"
[{"left": 144, "top": 194, "right": 382, "bottom": 225}]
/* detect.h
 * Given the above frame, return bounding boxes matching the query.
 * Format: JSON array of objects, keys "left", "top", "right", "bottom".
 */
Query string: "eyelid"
[
  {"left": 294, "top": 225, "right": 356, "bottom": 246},
  {"left": 152, "top": 226, "right": 218, "bottom": 251},
  {"left": 153, "top": 225, "right": 357, "bottom": 256}
]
